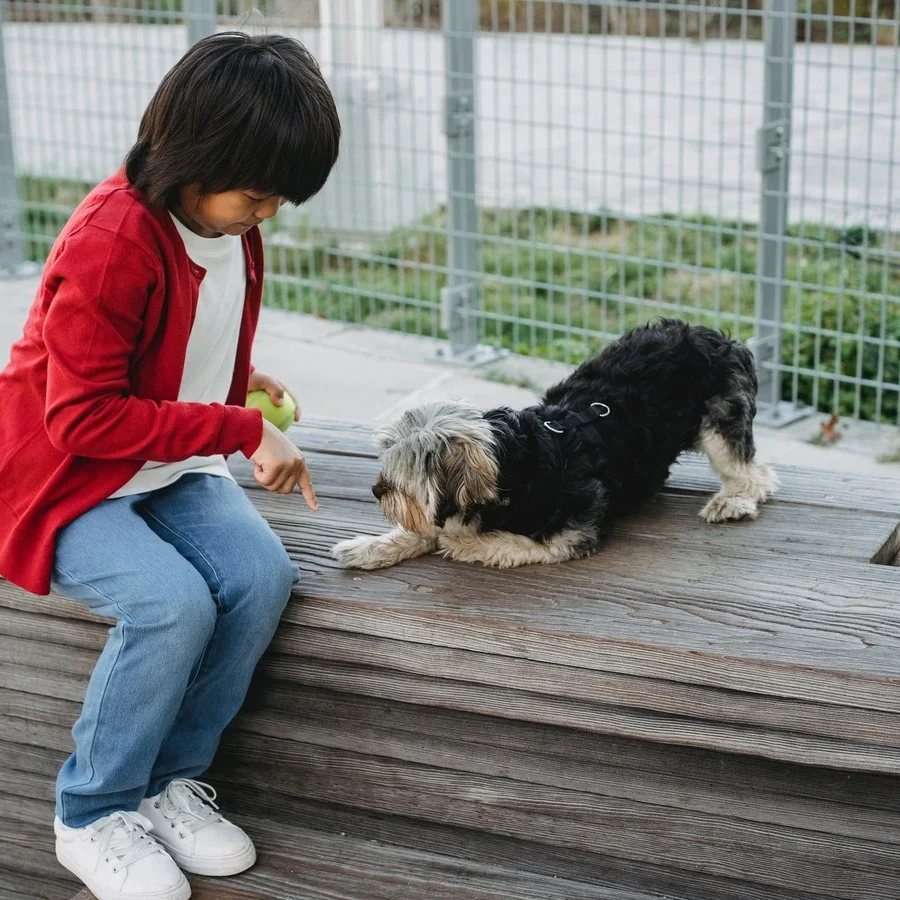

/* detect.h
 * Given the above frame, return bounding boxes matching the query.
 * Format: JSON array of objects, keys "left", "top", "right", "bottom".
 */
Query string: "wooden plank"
[
  {"left": 663, "top": 456, "right": 900, "bottom": 516},
  {"left": 0, "top": 737, "right": 67, "bottom": 778},
  {"left": 272, "top": 626, "right": 900, "bottom": 748},
  {"left": 63, "top": 817, "right": 680, "bottom": 900},
  {"left": 255, "top": 651, "right": 900, "bottom": 774},
  {"left": 0, "top": 870, "right": 75, "bottom": 900},
  {"left": 7, "top": 589, "right": 900, "bottom": 749},
  {"left": 8, "top": 588, "right": 900, "bottom": 754},
  {"left": 286, "top": 417, "right": 898, "bottom": 511},
  {"left": 290, "top": 418, "right": 378, "bottom": 458},
  {"left": 284, "top": 417, "right": 900, "bottom": 515},
  {"left": 212, "top": 820, "right": 683, "bottom": 900},
  {"left": 7, "top": 580, "right": 900, "bottom": 751},
  {"left": 234, "top": 454, "right": 895, "bottom": 566},
  {"left": 0, "top": 816, "right": 76, "bottom": 892},
  {"left": 231, "top": 684, "right": 900, "bottom": 838},
  {"left": 216, "top": 737, "right": 900, "bottom": 900},
  {"left": 270, "top": 537, "right": 900, "bottom": 710},
  {"left": 217, "top": 794, "right": 833, "bottom": 900},
  {"left": 6, "top": 616, "right": 900, "bottom": 775},
  {"left": 2, "top": 433, "right": 899, "bottom": 723},
  {"left": 7, "top": 666, "right": 899, "bottom": 851}
]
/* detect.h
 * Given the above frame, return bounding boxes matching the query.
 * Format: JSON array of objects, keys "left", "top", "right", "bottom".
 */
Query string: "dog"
[{"left": 333, "top": 319, "right": 776, "bottom": 570}]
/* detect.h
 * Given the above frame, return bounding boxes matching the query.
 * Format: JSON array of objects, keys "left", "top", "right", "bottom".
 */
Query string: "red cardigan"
[{"left": 0, "top": 172, "right": 265, "bottom": 595}]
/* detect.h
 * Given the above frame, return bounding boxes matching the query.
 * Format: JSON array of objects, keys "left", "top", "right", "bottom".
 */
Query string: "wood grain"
[{"left": 5, "top": 417, "right": 900, "bottom": 900}]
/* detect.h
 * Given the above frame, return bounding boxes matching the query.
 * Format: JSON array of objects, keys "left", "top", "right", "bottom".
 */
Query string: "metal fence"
[{"left": 1, "top": 0, "right": 899, "bottom": 424}]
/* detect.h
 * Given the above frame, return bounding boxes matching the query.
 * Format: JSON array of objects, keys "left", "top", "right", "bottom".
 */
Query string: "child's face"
[{"left": 176, "top": 186, "right": 287, "bottom": 238}]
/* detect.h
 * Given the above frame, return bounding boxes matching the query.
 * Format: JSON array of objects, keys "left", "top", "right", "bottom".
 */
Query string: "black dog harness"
[
  {"left": 541, "top": 401, "right": 611, "bottom": 436},
  {"left": 522, "top": 402, "right": 613, "bottom": 537}
]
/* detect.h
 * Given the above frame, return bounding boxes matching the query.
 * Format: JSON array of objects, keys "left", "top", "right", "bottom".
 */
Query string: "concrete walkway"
[{"left": 4, "top": 275, "right": 900, "bottom": 479}]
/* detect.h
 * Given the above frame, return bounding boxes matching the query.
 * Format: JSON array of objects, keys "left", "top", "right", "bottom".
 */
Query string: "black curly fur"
[{"left": 458, "top": 319, "right": 759, "bottom": 555}]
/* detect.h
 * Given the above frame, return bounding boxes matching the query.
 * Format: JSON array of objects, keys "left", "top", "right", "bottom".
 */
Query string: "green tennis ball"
[{"left": 246, "top": 389, "right": 296, "bottom": 433}]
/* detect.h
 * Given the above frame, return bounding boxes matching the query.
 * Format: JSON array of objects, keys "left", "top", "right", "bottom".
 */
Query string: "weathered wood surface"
[
  {"left": 4, "top": 418, "right": 900, "bottom": 900},
  {"left": 65, "top": 816, "right": 679, "bottom": 900}
]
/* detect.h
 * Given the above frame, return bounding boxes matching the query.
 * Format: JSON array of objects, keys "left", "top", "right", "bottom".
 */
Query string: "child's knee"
[
  {"left": 135, "top": 576, "right": 217, "bottom": 657},
  {"left": 222, "top": 533, "right": 295, "bottom": 618}
]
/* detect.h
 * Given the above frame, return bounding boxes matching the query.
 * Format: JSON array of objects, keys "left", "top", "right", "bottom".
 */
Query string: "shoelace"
[
  {"left": 88, "top": 811, "right": 162, "bottom": 872},
  {"left": 156, "top": 779, "right": 223, "bottom": 837}
]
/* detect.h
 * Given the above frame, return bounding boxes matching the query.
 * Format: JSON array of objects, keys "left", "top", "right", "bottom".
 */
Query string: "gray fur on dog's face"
[{"left": 372, "top": 401, "right": 499, "bottom": 534}]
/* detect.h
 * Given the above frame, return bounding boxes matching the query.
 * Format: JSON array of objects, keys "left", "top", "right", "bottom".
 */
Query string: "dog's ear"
[
  {"left": 443, "top": 436, "right": 498, "bottom": 510},
  {"left": 374, "top": 427, "right": 396, "bottom": 451}
]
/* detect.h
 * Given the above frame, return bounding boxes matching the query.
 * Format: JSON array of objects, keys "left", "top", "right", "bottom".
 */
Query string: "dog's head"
[{"left": 372, "top": 401, "right": 499, "bottom": 534}]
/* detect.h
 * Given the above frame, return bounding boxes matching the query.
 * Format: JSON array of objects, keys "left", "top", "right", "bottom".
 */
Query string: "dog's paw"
[
  {"left": 332, "top": 534, "right": 394, "bottom": 570},
  {"left": 700, "top": 493, "right": 759, "bottom": 524}
]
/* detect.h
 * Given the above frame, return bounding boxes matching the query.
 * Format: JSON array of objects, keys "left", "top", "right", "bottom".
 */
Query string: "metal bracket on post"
[
  {"left": 444, "top": 93, "right": 475, "bottom": 139},
  {"left": 755, "top": 120, "right": 788, "bottom": 174},
  {"left": 753, "top": 0, "right": 809, "bottom": 427},
  {"left": 438, "top": 283, "right": 506, "bottom": 366}
]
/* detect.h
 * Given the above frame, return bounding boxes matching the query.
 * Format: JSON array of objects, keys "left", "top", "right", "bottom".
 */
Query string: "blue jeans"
[{"left": 52, "top": 474, "right": 298, "bottom": 828}]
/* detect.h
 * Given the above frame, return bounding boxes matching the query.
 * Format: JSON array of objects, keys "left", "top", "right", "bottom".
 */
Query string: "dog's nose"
[{"left": 372, "top": 483, "right": 384, "bottom": 500}]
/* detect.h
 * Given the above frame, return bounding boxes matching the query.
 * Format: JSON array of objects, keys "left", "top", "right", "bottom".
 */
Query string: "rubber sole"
[
  {"left": 56, "top": 843, "right": 192, "bottom": 900},
  {"left": 161, "top": 839, "right": 257, "bottom": 877}
]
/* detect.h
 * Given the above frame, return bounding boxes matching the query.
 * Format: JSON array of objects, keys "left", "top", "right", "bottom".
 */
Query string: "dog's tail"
[{"left": 871, "top": 521, "right": 900, "bottom": 566}]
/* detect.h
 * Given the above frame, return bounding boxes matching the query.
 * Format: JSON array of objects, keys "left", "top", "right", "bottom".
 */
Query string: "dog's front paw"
[
  {"left": 700, "top": 493, "right": 758, "bottom": 524},
  {"left": 332, "top": 534, "right": 395, "bottom": 570}
]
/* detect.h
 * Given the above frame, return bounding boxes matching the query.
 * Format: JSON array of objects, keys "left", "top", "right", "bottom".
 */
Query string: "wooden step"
[
  {"left": 59, "top": 811, "right": 674, "bottom": 900},
  {"left": 3, "top": 417, "right": 900, "bottom": 900}
]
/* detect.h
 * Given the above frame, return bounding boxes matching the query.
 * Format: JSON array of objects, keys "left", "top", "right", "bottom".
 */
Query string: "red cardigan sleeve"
[{"left": 43, "top": 226, "right": 263, "bottom": 462}]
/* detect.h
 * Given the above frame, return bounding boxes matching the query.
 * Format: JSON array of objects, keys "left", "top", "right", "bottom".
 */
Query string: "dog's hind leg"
[
  {"left": 333, "top": 528, "right": 437, "bottom": 569},
  {"left": 698, "top": 394, "right": 777, "bottom": 524},
  {"left": 437, "top": 522, "right": 595, "bottom": 568}
]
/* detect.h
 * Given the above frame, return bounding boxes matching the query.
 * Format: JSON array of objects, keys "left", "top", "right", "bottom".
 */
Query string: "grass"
[{"left": 19, "top": 177, "right": 900, "bottom": 423}]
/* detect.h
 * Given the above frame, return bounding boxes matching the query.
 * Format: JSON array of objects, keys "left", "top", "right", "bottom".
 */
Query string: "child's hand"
[
  {"left": 251, "top": 419, "right": 318, "bottom": 510},
  {"left": 248, "top": 371, "right": 301, "bottom": 423}
]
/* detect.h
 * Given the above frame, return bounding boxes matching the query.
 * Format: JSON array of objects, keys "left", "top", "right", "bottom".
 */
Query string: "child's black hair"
[{"left": 125, "top": 32, "right": 340, "bottom": 207}]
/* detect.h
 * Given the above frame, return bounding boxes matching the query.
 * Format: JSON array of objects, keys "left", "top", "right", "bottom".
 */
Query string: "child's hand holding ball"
[
  {"left": 246, "top": 372, "right": 300, "bottom": 432},
  {"left": 246, "top": 372, "right": 316, "bottom": 509}
]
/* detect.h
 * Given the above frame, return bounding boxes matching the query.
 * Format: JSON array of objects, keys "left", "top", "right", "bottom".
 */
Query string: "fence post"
[
  {"left": 753, "top": 0, "right": 806, "bottom": 424},
  {"left": 185, "top": 0, "right": 217, "bottom": 46},
  {"left": 440, "top": 0, "right": 498, "bottom": 364},
  {"left": 0, "top": 4, "right": 25, "bottom": 277}
]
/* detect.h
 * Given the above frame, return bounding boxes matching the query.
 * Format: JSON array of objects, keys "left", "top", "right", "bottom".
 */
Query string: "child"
[{"left": 0, "top": 32, "right": 340, "bottom": 900}]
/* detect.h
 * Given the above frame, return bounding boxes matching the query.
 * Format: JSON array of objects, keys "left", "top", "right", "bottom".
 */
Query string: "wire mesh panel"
[
  {"left": 470, "top": 1, "right": 766, "bottom": 367},
  {"left": 265, "top": 0, "right": 447, "bottom": 341},
  {"left": 780, "top": 1, "right": 900, "bottom": 422},
  {"left": 1, "top": 0, "right": 899, "bottom": 421},
  {"left": 4, "top": 3, "right": 191, "bottom": 260}
]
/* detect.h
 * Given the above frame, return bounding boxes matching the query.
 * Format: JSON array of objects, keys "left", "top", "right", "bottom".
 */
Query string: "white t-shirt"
[{"left": 110, "top": 214, "right": 246, "bottom": 498}]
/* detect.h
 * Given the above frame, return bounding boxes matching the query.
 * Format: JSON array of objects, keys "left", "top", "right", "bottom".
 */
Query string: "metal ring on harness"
[
  {"left": 543, "top": 421, "right": 565, "bottom": 434},
  {"left": 591, "top": 402, "right": 611, "bottom": 417}
]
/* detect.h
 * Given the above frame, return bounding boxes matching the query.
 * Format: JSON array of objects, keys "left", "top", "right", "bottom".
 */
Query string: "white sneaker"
[
  {"left": 139, "top": 779, "right": 256, "bottom": 877},
  {"left": 55, "top": 811, "right": 190, "bottom": 900}
]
